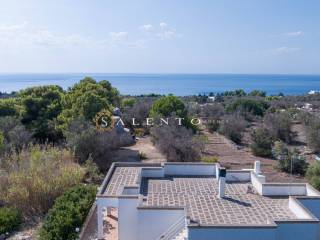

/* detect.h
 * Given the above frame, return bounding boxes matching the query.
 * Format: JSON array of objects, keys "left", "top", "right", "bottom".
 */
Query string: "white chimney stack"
[
  {"left": 254, "top": 161, "right": 261, "bottom": 174},
  {"left": 218, "top": 167, "right": 226, "bottom": 198}
]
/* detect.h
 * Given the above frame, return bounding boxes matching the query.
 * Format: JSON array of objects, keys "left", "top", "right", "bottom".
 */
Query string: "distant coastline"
[{"left": 0, "top": 73, "right": 319, "bottom": 96}]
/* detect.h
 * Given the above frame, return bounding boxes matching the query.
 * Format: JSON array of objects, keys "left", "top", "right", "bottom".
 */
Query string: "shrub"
[
  {"left": 201, "top": 104, "right": 224, "bottom": 132},
  {"left": 274, "top": 146, "right": 308, "bottom": 175},
  {"left": 206, "top": 121, "right": 220, "bottom": 133},
  {"left": 249, "top": 90, "right": 266, "bottom": 97},
  {"left": 305, "top": 117, "right": 320, "bottom": 153},
  {"left": 121, "top": 98, "right": 136, "bottom": 108},
  {"left": 264, "top": 111, "right": 293, "bottom": 143},
  {"left": 0, "top": 116, "right": 32, "bottom": 153},
  {"left": 226, "top": 98, "right": 269, "bottom": 118},
  {"left": 122, "top": 100, "right": 152, "bottom": 130},
  {"left": 0, "top": 207, "right": 22, "bottom": 235},
  {"left": 39, "top": 185, "right": 96, "bottom": 240},
  {"left": 306, "top": 162, "right": 320, "bottom": 190},
  {"left": 250, "top": 128, "right": 273, "bottom": 157},
  {"left": 83, "top": 156, "right": 103, "bottom": 183},
  {"left": 219, "top": 114, "right": 247, "bottom": 144},
  {"left": 0, "top": 146, "right": 85, "bottom": 216},
  {"left": 151, "top": 125, "right": 204, "bottom": 162},
  {"left": 65, "top": 117, "right": 133, "bottom": 170},
  {"left": 202, "top": 156, "right": 219, "bottom": 163},
  {"left": 139, "top": 151, "right": 148, "bottom": 160}
]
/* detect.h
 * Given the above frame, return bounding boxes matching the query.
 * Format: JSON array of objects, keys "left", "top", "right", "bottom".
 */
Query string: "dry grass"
[{"left": 0, "top": 145, "right": 85, "bottom": 217}]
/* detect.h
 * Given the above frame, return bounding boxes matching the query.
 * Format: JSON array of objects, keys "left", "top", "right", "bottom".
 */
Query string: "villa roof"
[
  {"left": 101, "top": 164, "right": 299, "bottom": 225},
  {"left": 140, "top": 176, "right": 296, "bottom": 225}
]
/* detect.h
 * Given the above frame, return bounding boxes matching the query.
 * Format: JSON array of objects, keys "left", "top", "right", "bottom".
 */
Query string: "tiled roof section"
[
  {"left": 104, "top": 167, "right": 141, "bottom": 195},
  {"left": 141, "top": 177, "right": 297, "bottom": 225}
]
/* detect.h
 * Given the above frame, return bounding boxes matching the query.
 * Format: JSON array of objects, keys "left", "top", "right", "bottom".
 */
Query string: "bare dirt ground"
[
  {"left": 124, "top": 136, "right": 166, "bottom": 163},
  {"left": 202, "top": 130, "right": 307, "bottom": 183}
]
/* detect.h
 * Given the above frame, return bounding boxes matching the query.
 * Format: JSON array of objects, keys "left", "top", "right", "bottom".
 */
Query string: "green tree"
[
  {"left": 306, "top": 162, "right": 320, "bottom": 190},
  {"left": 121, "top": 98, "right": 136, "bottom": 109},
  {"left": 150, "top": 95, "right": 187, "bottom": 119},
  {"left": 250, "top": 128, "right": 273, "bottom": 157},
  {"left": 18, "top": 85, "right": 64, "bottom": 142},
  {"left": 59, "top": 77, "right": 119, "bottom": 128},
  {"left": 226, "top": 99, "right": 269, "bottom": 117},
  {"left": 249, "top": 90, "right": 266, "bottom": 97},
  {"left": 223, "top": 89, "right": 247, "bottom": 97},
  {"left": 149, "top": 95, "right": 197, "bottom": 130},
  {"left": 0, "top": 98, "right": 18, "bottom": 117}
]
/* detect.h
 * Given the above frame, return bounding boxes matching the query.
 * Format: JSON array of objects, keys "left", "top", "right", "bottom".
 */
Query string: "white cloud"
[
  {"left": 0, "top": 21, "right": 28, "bottom": 31},
  {"left": 0, "top": 22, "right": 93, "bottom": 48},
  {"left": 283, "top": 31, "right": 303, "bottom": 37},
  {"left": 159, "top": 22, "right": 167, "bottom": 29},
  {"left": 140, "top": 24, "right": 154, "bottom": 32},
  {"left": 109, "top": 31, "right": 128, "bottom": 41},
  {"left": 157, "top": 30, "right": 177, "bottom": 40},
  {"left": 0, "top": 21, "right": 181, "bottom": 52},
  {"left": 271, "top": 46, "right": 300, "bottom": 55}
]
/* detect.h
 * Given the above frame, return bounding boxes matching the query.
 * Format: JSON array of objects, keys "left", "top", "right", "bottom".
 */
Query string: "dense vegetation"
[
  {"left": 39, "top": 185, "right": 96, "bottom": 240},
  {"left": 0, "top": 207, "right": 22, "bottom": 235}
]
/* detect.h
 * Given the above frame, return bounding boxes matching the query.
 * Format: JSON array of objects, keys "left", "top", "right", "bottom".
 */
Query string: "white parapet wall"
[
  {"left": 251, "top": 171, "right": 265, "bottom": 195},
  {"left": 288, "top": 197, "right": 314, "bottom": 219},
  {"left": 164, "top": 163, "right": 216, "bottom": 176},
  {"left": 141, "top": 167, "right": 165, "bottom": 178},
  {"left": 262, "top": 183, "right": 307, "bottom": 196},
  {"left": 188, "top": 226, "right": 277, "bottom": 240},
  {"left": 226, "top": 170, "right": 251, "bottom": 182}
]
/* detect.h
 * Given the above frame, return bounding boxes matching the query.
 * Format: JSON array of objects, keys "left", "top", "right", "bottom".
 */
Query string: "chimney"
[
  {"left": 254, "top": 161, "right": 261, "bottom": 174},
  {"left": 218, "top": 167, "right": 226, "bottom": 198}
]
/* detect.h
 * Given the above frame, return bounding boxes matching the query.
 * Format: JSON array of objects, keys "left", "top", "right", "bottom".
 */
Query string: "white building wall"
[
  {"left": 276, "top": 222, "right": 319, "bottom": 240},
  {"left": 188, "top": 227, "right": 277, "bottom": 240},
  {"left": 118, "top": 197, "right": 139, "bottom": 240},
  {"left": 298, "top": 198, "right": 320, "bottom": 239},
  {"left": 137, "top": 208, "right": 185, "bottom": 240}
]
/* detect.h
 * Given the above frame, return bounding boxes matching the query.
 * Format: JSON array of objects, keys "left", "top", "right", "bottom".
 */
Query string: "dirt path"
[{"left": 125, "top": 136, "right": 166, "bottom": 163}]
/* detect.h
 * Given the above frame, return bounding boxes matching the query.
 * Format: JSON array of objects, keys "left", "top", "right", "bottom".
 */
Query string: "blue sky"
[{"left": 0, "top": 0, "right": 319, "bottom": 74}]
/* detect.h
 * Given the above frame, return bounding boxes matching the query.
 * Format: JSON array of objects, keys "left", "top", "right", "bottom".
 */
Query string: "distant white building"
[
  {"left": 308, "top": 90, "right": 320, "bottom": 95},
  {"left": 91, "top": 162, "right": 320, "bottom": 240}
]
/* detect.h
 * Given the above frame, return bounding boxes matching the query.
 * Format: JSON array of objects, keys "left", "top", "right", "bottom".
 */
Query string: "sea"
[{"left": 0, "top": 73, "right": 319, "bottom": 96}]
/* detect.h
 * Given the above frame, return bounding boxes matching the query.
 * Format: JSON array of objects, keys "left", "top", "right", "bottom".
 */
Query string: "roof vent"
[{"left": 218, "top": 167, "right": 226, "bottom": 198}]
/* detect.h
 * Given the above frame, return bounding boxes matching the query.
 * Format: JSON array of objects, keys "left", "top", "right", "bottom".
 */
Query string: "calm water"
[{"left": 0, "top": 73, "right": 320, "bottom": 96}]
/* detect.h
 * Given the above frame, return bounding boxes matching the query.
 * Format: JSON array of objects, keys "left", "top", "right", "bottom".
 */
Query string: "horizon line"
[{"left": 0, "top": 72, "right": 320, "bottom": 76}]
